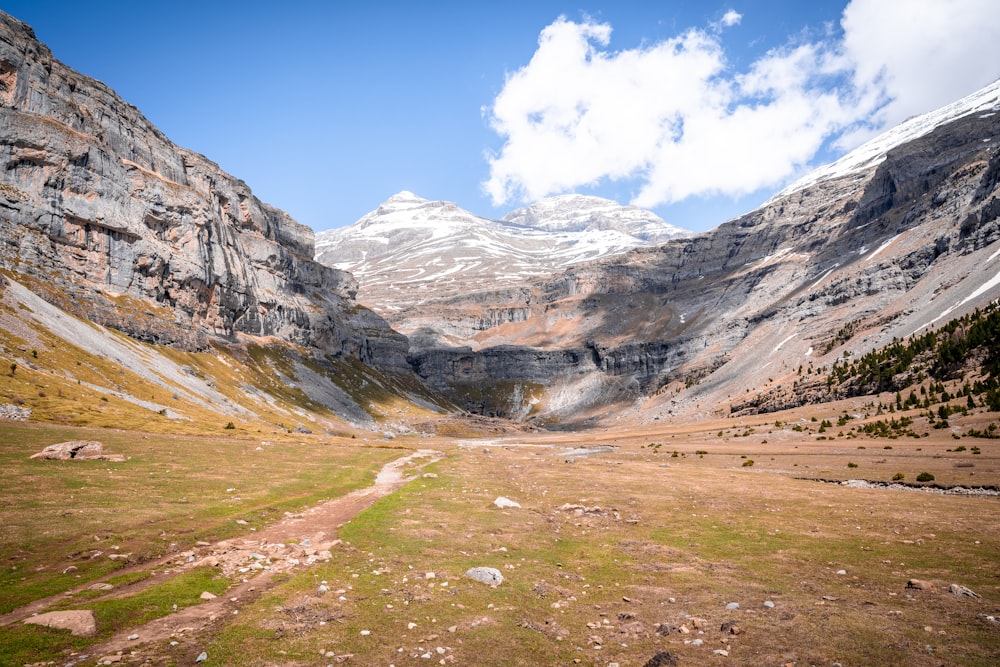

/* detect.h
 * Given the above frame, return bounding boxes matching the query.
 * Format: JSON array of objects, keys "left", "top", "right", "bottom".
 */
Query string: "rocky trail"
[{"left": 3, "top": 449, "right": 442, "bottom": 666}]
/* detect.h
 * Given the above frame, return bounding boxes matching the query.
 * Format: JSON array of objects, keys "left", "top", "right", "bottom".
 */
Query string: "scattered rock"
[
  {"left": 23, "top": 610, "right": 96, "bottom": 636},
  {"left": 29, "top": 440, "right": 126, "bottom": 461},
  {"left": 949, "top": 583, "right": 980, "bottom": 598},
  {"left": 642, "top": 651, "right": 679, "bottom": 667},
  {"left": 725, "top": 602, "right": 740, "bottom": 610},
  {"left": 195, "top": 652, "right": 208, "bottom": 662},
  {"left": 0, "top": 403, "right": 31, "bottom": 420},
  {"left": 763, "top": 600, "right": 775, "bottom": 609},
  {"left": 127, "top": 633, "right": 139, "bottom": 640},
  {"left": 907, "top": 579, "right": 936, "bottom": 591},
  {"left": 464, "top": 567, "right": 504, "bottom": 586},
  {"left": 493, "top": 496, "right": 521, "bottom": 509},
  {"left": 720, "top": 621, "right": 742, "bottom": 635},
  {"left": 713, "top": 649, "right": 730, "bottom": 657},
  {"left": 200, "top": 591, "right": 217, "bottom": 600}
]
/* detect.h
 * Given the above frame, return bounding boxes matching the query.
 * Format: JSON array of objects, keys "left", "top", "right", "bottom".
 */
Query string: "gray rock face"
[
  {"left": 0, "top": 13, "right": 408, "bottom": 369},
  {"left": 405, "top": 84, "right": 1000, "bottom": 421}
]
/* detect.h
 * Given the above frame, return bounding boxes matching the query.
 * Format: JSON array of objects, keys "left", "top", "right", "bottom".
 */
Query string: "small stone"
[
  {"left": 493, "top": 496, "right": 521, "bottom": 509},
  {"left": 128, "top": 633, "right": 139, "bottom": 640},
  {"left": 763, "top": 600, "right": 776, "bottom": 608},
  {"left": 360, "top": 629, "right": 371, "bottom": 636},
  {"left": 464, "top": 566, "right": 503, "bottom": 586},
  {"left": 23, "top": 610, "right": 96, "bottom": 636},
  {"left": 907, "top": 579, "right": 936, "bottom": 591},
  {"left": 641, "top": 651, "right": 679, "bottom": 667},
  {"left": 836, "top": 569, "right": 847, "bottom": 575},
  {"left": 949, "top": 583, "right": 980, "bottom": 598},
  {"left": 713, "top": 649, "right": 729, "bottom": 656},
  {"left": 318, "top": 585, "right": 329, "bottom": 594},
  {"left": 200, "top": 591, "right": 217, "bottom": 600},
  {"left": 725, "top": 602, "right": 740, "bottom": 610},
  {"left": 408, "top": 622, "right": 418, "bottom": 630},
  {"left": 196, "top": 652, "right": 208, "bottom": 662},
  {"left": 720, "top": 621, "right": 742, "bottom": 635}
]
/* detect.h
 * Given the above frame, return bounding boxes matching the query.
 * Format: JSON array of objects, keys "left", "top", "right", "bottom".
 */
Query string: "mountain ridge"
[
  {"left": 1, "top": 7, "right": 999, "bottom": 431},
  {"left": 314, "top": 191, "right": 689, "bottom": 332}
]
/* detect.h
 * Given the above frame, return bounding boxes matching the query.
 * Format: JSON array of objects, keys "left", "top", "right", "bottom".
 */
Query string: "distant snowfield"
[{"left": 314, "top": 191, "right": 691, "bottom": 299}]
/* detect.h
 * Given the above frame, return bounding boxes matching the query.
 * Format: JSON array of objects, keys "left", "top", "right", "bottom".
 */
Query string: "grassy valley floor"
[{"left": 0, "top": 410, "right": 998, "bottom": 666}]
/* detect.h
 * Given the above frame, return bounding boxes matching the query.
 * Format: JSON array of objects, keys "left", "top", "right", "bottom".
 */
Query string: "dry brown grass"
[{"left": 1, "top": 396, "right": 997, "bottom": 665}]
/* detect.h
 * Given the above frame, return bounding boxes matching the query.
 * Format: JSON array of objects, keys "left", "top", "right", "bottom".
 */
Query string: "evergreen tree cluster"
[{"left": 827, "top": 302, "right": 1000, "bottom": 411}]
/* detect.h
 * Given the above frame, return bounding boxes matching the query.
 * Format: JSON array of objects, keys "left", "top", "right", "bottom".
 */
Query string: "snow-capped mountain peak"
[
  {"left": 503, "top": 194, "right": 689, "bottom": 242},
  {"left": 314, "top": 193, "right": 692, "bottom": 316}
]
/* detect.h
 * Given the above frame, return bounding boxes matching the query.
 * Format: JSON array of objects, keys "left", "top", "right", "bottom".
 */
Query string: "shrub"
[
  {"left": 892, "top": 472, "right": 904, "bottom": 481},
  {"left": 916, "top": 472, "right": 935, "bottom": 482},
  {"left": 742, "top": 459, "right": 754, "bottom": 467},
  {"left": 224, "top": 421, "right": 236, "bottom": 430},
  {"left": 847, "top": 462, "right": 858, "bottom": 468}
]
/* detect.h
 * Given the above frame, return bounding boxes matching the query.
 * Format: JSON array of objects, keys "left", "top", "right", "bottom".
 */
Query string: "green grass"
[
  {"left": 0, "top": 566, "right": 228, "bottom": 665},
  {"left": 0, "top": 423, "right": 401, "bottom": 614}
]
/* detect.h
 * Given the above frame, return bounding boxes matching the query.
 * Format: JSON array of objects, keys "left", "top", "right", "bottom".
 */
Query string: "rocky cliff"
[
  {"left": 403, "top": 82, "right": 1000, "bottom": 422},
  {"left": 0, "top": 13, "right": 408, "bottom": 370}
]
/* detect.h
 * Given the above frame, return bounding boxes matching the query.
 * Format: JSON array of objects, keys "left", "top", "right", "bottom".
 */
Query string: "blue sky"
[{"left": 4, "top": 1, "right": 999, "bottom": 233}]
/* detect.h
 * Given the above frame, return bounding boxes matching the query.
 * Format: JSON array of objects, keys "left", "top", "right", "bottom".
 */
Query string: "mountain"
[
  {"left": 501, "top": 194, "right": 688, "bottom": 241},
  {"left": 314, "top": 192, "right": 688, "bottom": 341},
  {"left": 401, "top": 80, "right": 1000, "bottom": 423},
  {"left": 0, "top": 11, "right": 444, "bottom": 431},
  {"left": 2, "top": 6, "right": 999, "bottom": 432}
]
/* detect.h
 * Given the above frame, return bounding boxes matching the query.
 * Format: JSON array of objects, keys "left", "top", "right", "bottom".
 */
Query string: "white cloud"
[
  {"left": 718, "top": 10, "right": 742, "bottom": 29},
  {"left": 483, "top": 2, "right": 1000, "bottom": 210},
  {"left": 842, "top": 0, "right": 1000, "bottom": 127}
]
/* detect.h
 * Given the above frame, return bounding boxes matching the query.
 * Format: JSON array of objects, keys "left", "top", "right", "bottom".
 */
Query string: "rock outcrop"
[{"left": 0, "top": 13, "right": 407, "bottom": 370}]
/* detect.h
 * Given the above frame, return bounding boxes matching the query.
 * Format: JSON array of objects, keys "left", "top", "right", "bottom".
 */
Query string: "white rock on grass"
[
  {"left": 23, "top": 610, "right": 96, "bottom": 636},
  {"left": 493, "top": 496, "right": 521, "bottom": 509},
  {"left": 464, "top": 567, "right": 504, "bottom": 586}
]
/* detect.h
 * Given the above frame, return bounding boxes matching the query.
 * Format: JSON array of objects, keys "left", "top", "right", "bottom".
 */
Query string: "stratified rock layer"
[
  {"left": 0, "top": 13, "right": 407, "bottom": 369},
  {"left": 404, "top": 84, "right": 1000, "bottom": 421}
]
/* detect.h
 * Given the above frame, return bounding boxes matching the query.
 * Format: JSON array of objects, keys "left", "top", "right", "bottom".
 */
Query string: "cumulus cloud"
[
  {"left": 842, "top": 0, "right": 1000, "bottom": 128},
  {"left": 717, "top": 10, "right": 742, "bottom": 29},
  {"left": 483, "top": 1, "right": 1000, "bottom": 209}
]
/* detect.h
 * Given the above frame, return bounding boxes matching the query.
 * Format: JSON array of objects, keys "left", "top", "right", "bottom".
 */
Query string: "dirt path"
[{"left": 5, "top": 448, "right": 441, "bottom": 665}]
